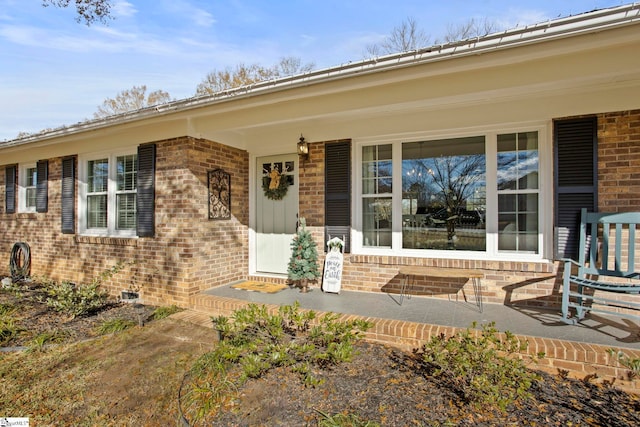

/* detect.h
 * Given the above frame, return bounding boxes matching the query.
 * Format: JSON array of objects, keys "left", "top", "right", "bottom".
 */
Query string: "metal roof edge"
[{"left": 2, "top": 2, "right": 639, "bottom": 149}]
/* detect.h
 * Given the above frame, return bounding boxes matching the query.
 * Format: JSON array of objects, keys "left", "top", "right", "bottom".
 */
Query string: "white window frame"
[
  {"left": 352, "top": 123, "right": 552, "bottom": 262},
  {"left": 78, "top": 149, "right": 138, "bottom": 238},
  {"left": 18, "top": 162, "right": 37, "bottom": 213}
]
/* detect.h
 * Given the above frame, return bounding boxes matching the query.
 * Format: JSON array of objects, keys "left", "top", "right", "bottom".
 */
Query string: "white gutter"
[{"left": 2, "top": 2, "right": 639, "bottom": 148}]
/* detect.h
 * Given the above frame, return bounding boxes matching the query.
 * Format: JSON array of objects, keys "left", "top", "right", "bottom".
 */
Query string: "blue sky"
[{"left": 0, "top": 0, "right": 629, "bottom": 141}]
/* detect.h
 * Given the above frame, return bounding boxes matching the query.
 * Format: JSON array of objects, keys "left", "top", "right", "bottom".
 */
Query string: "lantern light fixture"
[{"left": 297, "top": 134, "right": 309, "bottom": 160}]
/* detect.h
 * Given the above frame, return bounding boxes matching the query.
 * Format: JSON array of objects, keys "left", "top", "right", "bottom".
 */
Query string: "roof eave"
[{"left": 2, "top": 2, "right": 639, "bottom": 148}]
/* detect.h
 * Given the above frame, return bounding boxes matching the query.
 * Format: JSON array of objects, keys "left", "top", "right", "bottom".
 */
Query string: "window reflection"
[
  {"left": 402, "top": 136, "right": 486, "bottom": 250},
  {"left": 362, "top": 145, "right": 393, "bottom": 247},
  {"left": 497, "top": 132, "right": 539, "bottom": 253}
]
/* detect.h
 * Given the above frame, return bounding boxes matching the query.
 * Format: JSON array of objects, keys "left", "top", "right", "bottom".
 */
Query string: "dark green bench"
[{"left": 561, "top": 208, "right": 640, "bottom": 324}]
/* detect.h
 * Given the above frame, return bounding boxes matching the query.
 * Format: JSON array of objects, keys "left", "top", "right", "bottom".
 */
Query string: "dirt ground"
[
  {"left": 0, "top": 281, "right": 220, "bottom": 425},
  {"left": 207, "top": 340, "right": 640, "bottom": 426},
  {"left": 2, "top": 281, "right": 640, "bottom": 426}
]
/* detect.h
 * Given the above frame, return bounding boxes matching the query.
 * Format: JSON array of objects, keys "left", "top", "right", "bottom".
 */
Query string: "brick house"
[{"left": 1, "top": 4, "right": 640, "bottom": 312}]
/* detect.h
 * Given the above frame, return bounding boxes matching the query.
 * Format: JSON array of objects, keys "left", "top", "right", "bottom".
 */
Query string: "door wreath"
[{"left": 262, "top": 167, "right": 289, "bottom": 200}]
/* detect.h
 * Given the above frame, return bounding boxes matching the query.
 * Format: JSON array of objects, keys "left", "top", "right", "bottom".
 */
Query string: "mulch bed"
[
  {"left": 1, "top": 279, "right": 157, "bottom": 348},
  {"left": 210, "top": 341, "right": 640, "bottom": 426}
]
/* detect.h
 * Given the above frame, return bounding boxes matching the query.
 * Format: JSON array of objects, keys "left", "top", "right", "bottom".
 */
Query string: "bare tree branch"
[
  {"left": 93, "top": 85, "right": 173, "bottom": 118},
  {"left": 42, "top": 0, "right": 113, "bottom": 26},
  {"left": 365, "top": 17, "right": 430, "bottom": 57},
  {"left": 195, "top": 57, "right": 315, "bottom": 97},
  {"left": 438, "top": 18, "right": 500, "bottom": 43},
  {"left": 366, "top": 16, "right": 503, "bottom": 58}
]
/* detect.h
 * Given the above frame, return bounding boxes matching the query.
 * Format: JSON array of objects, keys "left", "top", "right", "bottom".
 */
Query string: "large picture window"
[
  {"left": 357, "top": 128, "right": 544, "bottom": 259},
  {"left": 80, "top": 152, "right": 138, "bottom": 236},
  {"left": 402, "top": 136, "right": 486, "bottom": 251}
]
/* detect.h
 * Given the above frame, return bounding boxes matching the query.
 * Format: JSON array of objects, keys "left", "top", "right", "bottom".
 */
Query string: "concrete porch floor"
[{"left": 194, "top": 283, "right": 640, "bottom": 351}]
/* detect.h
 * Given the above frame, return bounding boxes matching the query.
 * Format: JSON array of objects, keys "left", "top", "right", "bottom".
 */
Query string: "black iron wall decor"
[{"left": 208, "top": 169, "right": 231, "bottom": 220}]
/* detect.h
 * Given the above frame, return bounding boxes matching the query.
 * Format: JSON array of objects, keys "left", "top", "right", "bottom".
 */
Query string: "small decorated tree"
[{"left": 287, "top": 218, "right": 320, "bottom": 292}]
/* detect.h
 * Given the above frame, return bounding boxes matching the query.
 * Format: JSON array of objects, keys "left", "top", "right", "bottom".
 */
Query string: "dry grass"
[{"left": 0, "top": 318, "right": 218, "bottom": 426}]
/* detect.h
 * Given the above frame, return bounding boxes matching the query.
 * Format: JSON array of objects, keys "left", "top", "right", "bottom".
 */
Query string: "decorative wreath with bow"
[{"left": 262, "top": 167, "right": 289, "bottom": 200}]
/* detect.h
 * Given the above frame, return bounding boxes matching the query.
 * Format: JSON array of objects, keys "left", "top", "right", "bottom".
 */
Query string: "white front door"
[{"left": 256, "top": 154, "right": 299, "bottom": 274}]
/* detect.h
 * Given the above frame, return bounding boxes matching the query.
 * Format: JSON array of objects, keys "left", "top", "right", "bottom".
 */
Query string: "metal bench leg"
[
  {"left": 399, "top": 274, "right": 413, "bottom": 305},
  {"left": 472, "top": 277, "right": 483, "bottom": 313}
]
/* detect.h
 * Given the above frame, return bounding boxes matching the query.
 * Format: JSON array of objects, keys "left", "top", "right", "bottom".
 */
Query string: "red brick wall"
[
  {"left": 0, "top": 136, "right": 249, "bottom": 307},
  {"left": 598, "top": 109, "right": 640, "bottom": 211},
  {"left": 299, "top": 141, "right": 325, "bottom": 227},
  {"left": 1, "top": 109, "right": 639, "bottom": 309},
  {"left": 295, "top": 112, "right": 640, "bottom": 309}
]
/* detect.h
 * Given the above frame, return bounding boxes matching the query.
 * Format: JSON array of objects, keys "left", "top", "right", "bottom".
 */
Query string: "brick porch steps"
[{"left": 180, "top": 292, "right": 640, "bottom": 393}]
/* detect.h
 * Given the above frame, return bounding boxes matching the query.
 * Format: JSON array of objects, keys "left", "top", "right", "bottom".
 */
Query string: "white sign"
[{"left": 322, "top": 237, "right": 344, "bottom": 294}]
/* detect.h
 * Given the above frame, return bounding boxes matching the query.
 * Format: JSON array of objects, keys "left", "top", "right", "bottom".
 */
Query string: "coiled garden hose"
[{"left": 9, "top": 242, "right": 31, "bottom": 280}]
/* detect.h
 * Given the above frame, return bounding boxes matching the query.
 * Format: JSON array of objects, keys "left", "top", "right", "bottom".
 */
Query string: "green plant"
[
  {"left": 608, "top": 348, "right": 640, "bottom": 379},
  {"left": 151, "top": 305, "right": 182, "bottom": 320},
  {"left": 96, "top": 318, "right": 136, "bottom": 335},
  {"left": 1, "top": 279, "right": 24, "bottom": 297},
  {"left": 42, "top": 262, "right": 131, "bottom": 318},
  {"left": 315, "top": 409, "right": 381, "bottom": 427},
  {"left": 0, "top": 302, "right": 17, "bottom": 316},
  {"left": 419, "top": 322, "right": 542, "bottom": 411},
  {"left": 0, "top": 315, "right": 21, "bottom": 346},
  {"left": 183, "top": 303, "right": 372, "bottom": 423},
  {"left": 0, "top": 303, "right": 21, "bottom": 345},
  {"left": 287, "top": 218, "right": 321, "bottom": 290},
  {"left": 44, "top": 281, "right": 108, "bottom": 318},
  {"left": 27, "top": 330, "right": 69, "bottom": 352}
]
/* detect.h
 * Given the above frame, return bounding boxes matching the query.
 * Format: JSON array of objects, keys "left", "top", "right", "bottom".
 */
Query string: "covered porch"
[{"left": 174, "top": 281, "right": 640, "bottom": 391}]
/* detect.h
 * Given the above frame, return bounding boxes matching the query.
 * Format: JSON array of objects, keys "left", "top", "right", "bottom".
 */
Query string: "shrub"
[
  {"left": 43, "top": 281, "right": 108, "bottom": 318},
  {"left": 608, "top": 348, "right": 640, "bottom": 379},
  {"left": 181, "top": 302, "right": 372, "bottom": 423},
  {"left": 418, "top": 322, "right": 542, "bottom": 411},
  {"left": 41, "top": 262, "right": 131, "bottom": 318}
]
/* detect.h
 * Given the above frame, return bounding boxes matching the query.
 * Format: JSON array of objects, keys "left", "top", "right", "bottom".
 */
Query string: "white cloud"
[
  {"left": 0, "top": 23, "right": 207, "bottom": 58},
  {"left": 192, "top": 8, "right": 216, "bottom": 27},
  {"left": 160, "top": 0, "right": 216, "bottom": 28},
  {"left": 112, "top": 1, "right": 138, "bottom": 18}
]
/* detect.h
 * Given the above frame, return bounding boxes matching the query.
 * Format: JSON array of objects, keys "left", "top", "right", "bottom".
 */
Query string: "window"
[
  {"left": 18, "top": 163, "right": 38, "bottom": 212},
  {"left": 18, "top": 164, "right": 37, "bottom": 212},
  {"left": 116, "top": 154, "right": 137, "bottom": 230},
  {"left": 402, "top": 137, "right": 486, "bottom": 251},
  {"left": 80, "top": 152, "right": 138, "bottom": 236},
  {"left": 362, "top": 144, "right": 392, "bottom": 247},
  {"left": 87, "top": 159, "right": 108, "bottom": 228},
  {"left": 497, "top": 132, "right": 539, "bottom": 253},
  {"left": 356, "top": 128, "right": 546, "bottom": 260}
]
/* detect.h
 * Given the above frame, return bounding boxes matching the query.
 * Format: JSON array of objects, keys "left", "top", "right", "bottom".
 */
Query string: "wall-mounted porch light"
[{"left": 297, "top": 134, "right": 309, "bottom": 160}]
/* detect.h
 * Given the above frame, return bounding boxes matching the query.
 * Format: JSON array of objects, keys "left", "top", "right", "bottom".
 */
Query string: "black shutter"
[
  {"left": 137, "top": 143, "right": 156, "bottom": 237},
  {"left": 5, "top": 165, "right": 16, "bottom": 214},
  {"left": 61, "top": 157, "right": 75, "bottom": 234},
  {"left": 324, "top": 140, "right": 351, "bottom": 252},
  {"left": 554, "top": 117, "right": 597, "bottom": 259},
  {"left": 36, "top": 160, "right": 48, "bottom": 213}
]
